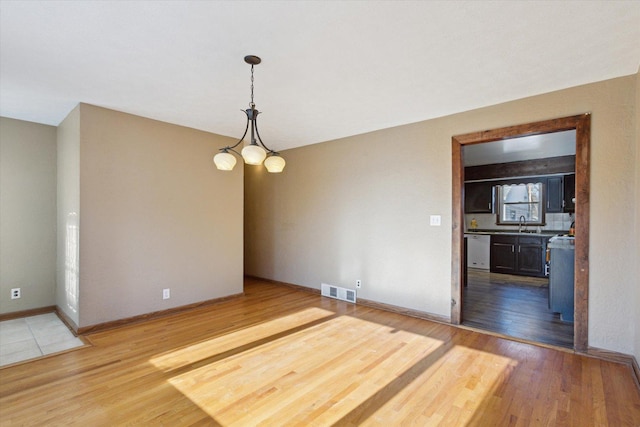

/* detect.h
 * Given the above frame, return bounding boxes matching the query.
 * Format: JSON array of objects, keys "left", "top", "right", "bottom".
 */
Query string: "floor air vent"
[{"left": 321, "top": 283, "right": 357, "bottom": 303}]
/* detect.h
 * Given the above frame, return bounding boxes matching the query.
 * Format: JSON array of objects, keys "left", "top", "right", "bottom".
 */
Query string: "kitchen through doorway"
[
  {"left": 462, "top": 130, "right": 575, "bottom": 348},
  {"left": 451, "top": 114, "right": 591, "bottom": 351}
]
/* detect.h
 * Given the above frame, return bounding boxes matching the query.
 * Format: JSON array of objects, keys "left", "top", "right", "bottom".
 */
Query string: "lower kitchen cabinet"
[
  {"left": 489, "top": 235, "right": 517, "bottom": 274},
  {"left": 517, "top": 236, "right": 547, "bottom": 275},
  {"left": 490, "top": 234, "right": 549, "bottom": 277}
]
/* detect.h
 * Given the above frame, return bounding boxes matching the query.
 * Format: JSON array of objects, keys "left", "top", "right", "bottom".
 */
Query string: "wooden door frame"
[{"left": 451, "top": 114, "right": 590, "bottom": 352}]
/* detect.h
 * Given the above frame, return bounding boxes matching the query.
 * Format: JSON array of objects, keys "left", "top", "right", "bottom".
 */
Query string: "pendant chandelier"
[{"left": 213, "top": 55, "right": 285, "bottom": 173}]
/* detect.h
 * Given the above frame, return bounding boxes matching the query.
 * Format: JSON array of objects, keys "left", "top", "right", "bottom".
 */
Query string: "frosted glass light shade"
[
  {"left": 241, "top": 144, "right": 267, "bottom": 165},
  {"left": 213, "top": 152, "right": 237, "bottom": 170},
  {"left": 264, "top": 155, "right": 286, "bottom": 173}
]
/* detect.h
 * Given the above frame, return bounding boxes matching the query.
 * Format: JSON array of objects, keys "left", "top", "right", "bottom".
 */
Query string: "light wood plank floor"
[{"left": 1, "top": 278, "right": 639, "bottom": 426}]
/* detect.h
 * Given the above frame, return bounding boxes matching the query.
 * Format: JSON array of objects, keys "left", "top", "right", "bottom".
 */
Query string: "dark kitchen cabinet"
[
  {"left": 490, "top": 234, "right": 549, "bottom": 277},
  {"left": 563, "top": 173, "right": 575, "bottom": 212},
  {"left": 466, "top": 173, "right": 575, "bottom": 215},
  {"left": 546, "top": 176, "right": 564, "bottom": 213},
  {"left": 464, "top": 181, "right": 494, "bottom": 213},
  {"left": 517, "top": 236, "right": 546, "bottom": 276},
  {"left": 490, "top": 235, "right": 517, "bottom": 274}
]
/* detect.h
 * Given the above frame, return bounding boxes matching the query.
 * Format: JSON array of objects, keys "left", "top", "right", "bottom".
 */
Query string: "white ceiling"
[
  {"left": 464, "top": 130, "right": 576, "bottom": 166},
  {"left": 1, "top": 1, "right": 639, "bottom": 152}
]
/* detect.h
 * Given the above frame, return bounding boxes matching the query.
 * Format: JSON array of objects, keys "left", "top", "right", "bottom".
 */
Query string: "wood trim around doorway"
[{"left": 451, "top": 114, "right": 590, "bottom": 352}]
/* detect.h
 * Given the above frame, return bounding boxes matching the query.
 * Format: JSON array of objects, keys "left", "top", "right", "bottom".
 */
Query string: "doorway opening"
[{"left": 451, "top": 114, "right": 590, "bottom": 351}]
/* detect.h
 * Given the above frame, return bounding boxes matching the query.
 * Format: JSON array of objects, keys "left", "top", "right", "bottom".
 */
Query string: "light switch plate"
[{"left": 430, "top": 215, "right": 441, "bottom": 226}]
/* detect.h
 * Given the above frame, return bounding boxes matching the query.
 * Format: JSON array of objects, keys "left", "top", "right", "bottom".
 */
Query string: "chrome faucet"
[{"left": 518, "top": 215, "right": 527, "bottom": 232}]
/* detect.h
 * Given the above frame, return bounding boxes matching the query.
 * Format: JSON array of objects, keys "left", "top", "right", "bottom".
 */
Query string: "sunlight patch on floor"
[
  {"left": 363, "top": 344, "right": 517, "bottom": 425},
  {"left": 149, "top": 307, "right": 335, "bottom": 372},
  {"left": 158, "top": 314, "right": 496, "bottom": 425}
]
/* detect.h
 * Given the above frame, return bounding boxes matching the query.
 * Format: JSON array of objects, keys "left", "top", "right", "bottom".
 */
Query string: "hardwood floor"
[
  {"left": 463, "top": 269, "right": 574, "bottom": 348},
  {"left": 1, "top": 278, "right": 639, "bottom": 425}
]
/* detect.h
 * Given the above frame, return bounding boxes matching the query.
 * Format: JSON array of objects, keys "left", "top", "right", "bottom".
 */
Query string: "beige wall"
[
  {"left": 245, "top": 74, "right": 638, "bottom": 356},
  {"left": 0, "top": 117, "right": 57, "bottom": 314},
  {"left": 56, "top": 106, "right": 81, "bottom": 326},
  {"left": 635, "top": 69, "right": 640, "bottom": 362},
  {"left": 245, "top": 120, "right": 450, "bottom": 315},
  {"left": 75, "top": 104, "right": 243, "bottom": 328}
]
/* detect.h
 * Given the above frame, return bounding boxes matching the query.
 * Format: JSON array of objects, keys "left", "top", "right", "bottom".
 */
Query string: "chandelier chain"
[{"left": 250, "top": 65, "right": 255, "bottom": 107}]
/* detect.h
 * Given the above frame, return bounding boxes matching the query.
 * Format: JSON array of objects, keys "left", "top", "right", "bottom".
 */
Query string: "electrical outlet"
[
  {"left": 430, "top": 215, "right": 441, "bottom": 226},
  {"left": 162, "top": 288, "right": 170, "bottom": 300},
  {"left": 356, "top": 280, "right": 361, "bottom": 289},
  {"left": 11, "top": 288, "right": 21, "bottom": 299}
]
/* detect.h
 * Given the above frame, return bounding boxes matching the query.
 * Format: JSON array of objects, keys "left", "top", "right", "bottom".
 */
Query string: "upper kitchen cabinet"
[
  {"left": 463, "top": 142, "right": 576, "bottom": 215},
  {"left": 464, "top": 181, "right": 494, "bottom": 213},
  {"left": 563, "top": 173, "right": 575, "bottom": 213},
  {"left": 547, "top": 174, "right": 576, "bottom": 213},
  {"left": 546, "top": 176, "right": 564, "bottom": 213}
]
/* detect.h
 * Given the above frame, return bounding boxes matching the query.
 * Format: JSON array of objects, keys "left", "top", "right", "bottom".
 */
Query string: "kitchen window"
[{"left": 496, "top": 182, "right": 545, "bottom": 225}]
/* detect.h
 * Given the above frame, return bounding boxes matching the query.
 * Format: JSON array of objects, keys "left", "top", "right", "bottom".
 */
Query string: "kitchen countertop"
[
  {"left": 548, "top": 235, "right": 576, "bottom": 249},
  {"left": 465, "top": 229, "right": 567, "bottom": 237}
]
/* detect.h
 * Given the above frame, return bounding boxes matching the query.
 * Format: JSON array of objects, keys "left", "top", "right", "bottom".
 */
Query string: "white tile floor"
[{"left": 0, "top": 312, "right": 85, "bottom": 367}]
